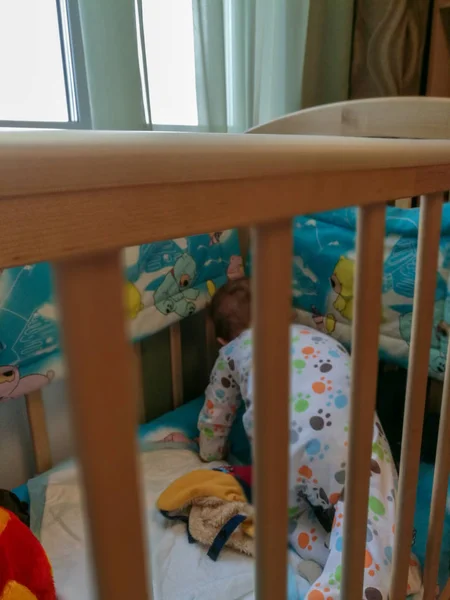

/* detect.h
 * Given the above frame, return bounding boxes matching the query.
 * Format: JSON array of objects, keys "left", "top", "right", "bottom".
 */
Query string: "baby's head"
[{"left": 209, "top": 278, "right": 251, "bottom": 346}]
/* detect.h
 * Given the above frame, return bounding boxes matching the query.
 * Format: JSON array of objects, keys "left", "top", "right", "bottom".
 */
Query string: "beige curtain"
[{"left": 192, "top": 0, "right": 355, "bottom": 132}]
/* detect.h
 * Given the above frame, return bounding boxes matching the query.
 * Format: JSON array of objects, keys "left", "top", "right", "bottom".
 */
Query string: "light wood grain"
[
  {"left": 55, "top": 252, "right": 149, "bottom": 600},
  {"left": 427, "top": 0, "right": 450, "bottom": 98},
  {"left": 423, "top": 335, "right": 450, "bottom": 600},
  {"left": 25, "top": 390, "right": 52, "bottom": 474},
  {"left": 1, "top": 162, "right": 450, "bottom": 269},
  {"left": 169, "top": 322, "right": 183, "bottom": 409},
  {"left": 341, "top": 203, "right": 386, "bottom": 600},
  {"left": 248, "top": 97, "right": 450, "bottom": 139},
  {"left": 390, "top": 193, "right": 444, "bottom": 600},
  {"left": 252, "top": 220, "right": 292, "bottom": 600},
  {"left": 1, "top": 130, "right": 450, "bottom": 199},
  {"left": 395, "top": 198, "right": 413, "bottom": 209}
]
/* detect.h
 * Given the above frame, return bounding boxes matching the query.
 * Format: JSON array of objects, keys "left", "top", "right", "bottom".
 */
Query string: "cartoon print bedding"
[
  {"left": 291, "top": 205, "right": 450, "bottom": 381},
  {"left": 0, "top": 231, "right": 243, "bottom": 400},
  {"left": 2, "top": 203, "right": 450, "bottom": 401}
]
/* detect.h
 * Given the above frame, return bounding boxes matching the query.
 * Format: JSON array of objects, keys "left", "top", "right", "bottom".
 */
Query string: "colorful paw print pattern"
[
  {"left": 305, "top": 531, "right": 388, "bottom": 600},
  {"left": 301, "top": 435, "right": 417, "bottom": 600},
  {"left": 288, "top": 327, "right": 351, "bottom": 513},
  {"left": 200, "top": 326, "right": 418, "bottom": 600},
  {"left": 202, "top": 325, "right": 352, "bottom": 473},
  {"left": 287, "top": 330, "right": 416, "bottom": 600}
]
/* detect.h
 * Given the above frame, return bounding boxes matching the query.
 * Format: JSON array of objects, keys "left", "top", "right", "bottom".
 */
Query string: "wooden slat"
[
  {"left": 427, "top": 0, "right": 450, "bottom": 98},
  {"left": 395, "top": 198, "right": 413, "bottom": 209},
  {"left": 169, "top": 322, "right": 183, "bottom": 409},
  {"left": 390, "top": 193, "right": 444, "bottom": 600},
  {"left": 54, "top": 252, "right": 149, "bottom": 600},
  {"left": 1, "top": 165, "right": 450, "bottom": 269},
  {"left": 25, "top": 390, "right": 52, "bottom": 474},
  {"left": 341, "top": 203, "right": 386, "bottom": 600},
  {"left": 252, "top": 219, "right": 292, "bottom": 600},
  {"left": 423, "top": 336, "right": 450, "bottom": 600},
  {"left": 133, "top": 341, "right": 146, "bottom": 424},
  {"left": 205, "top": 311, "right": 217, "bottom": 374}
]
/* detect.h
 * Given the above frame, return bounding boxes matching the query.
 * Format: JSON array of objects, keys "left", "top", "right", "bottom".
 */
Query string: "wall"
[{"left": 0, "top": 381, "right": 72, "bottom": 489}]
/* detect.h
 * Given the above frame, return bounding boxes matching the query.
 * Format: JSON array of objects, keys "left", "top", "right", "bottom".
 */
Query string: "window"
[
  {"left": 137, "top": 0, "right": 199, "bottom": 130},
  {"left": 1, "top": 0, "right": 199, "bottom": 132},
  {"left": 0, "top": 0, "right": 90, "bottom": 129}
]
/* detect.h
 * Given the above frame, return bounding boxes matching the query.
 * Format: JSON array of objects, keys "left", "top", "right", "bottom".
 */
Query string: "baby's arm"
[{"left": 198, "top": 354, "right": 241, "bottom": 461}]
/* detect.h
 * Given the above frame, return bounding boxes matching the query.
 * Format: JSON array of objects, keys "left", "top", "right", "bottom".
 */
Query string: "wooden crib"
[{"left": 0, "top": 96, "right": 449, "bottom": 600}]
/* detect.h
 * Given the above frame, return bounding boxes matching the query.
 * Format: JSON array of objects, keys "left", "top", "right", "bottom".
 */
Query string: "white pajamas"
[{"left": 198, "top": 325, "right": 421, "bottom": 599}]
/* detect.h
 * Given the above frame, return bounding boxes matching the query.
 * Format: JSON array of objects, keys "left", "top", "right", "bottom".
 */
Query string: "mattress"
[
  {"left": 14, "top": 397, "right": 307, "bottom": 600},
  {"left": 13, "top": 397, "right": 450, "bottom": 597}
]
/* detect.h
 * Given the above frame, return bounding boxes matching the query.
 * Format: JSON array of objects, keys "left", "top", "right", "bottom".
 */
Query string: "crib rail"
[
  {"left": 1, "top": 131, "right": 450, "bottom": 600},
  {"left": 341, "top": 203, "right": 386, "bottom": 598},
  {"left": 1, "top": 133, "right": 450, "bottom": 266},
  {"left": 390, "top": 194, "right": 444, "bottom": 598}
]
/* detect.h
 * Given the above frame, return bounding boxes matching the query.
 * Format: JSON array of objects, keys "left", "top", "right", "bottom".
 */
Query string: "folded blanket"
[{"left": 28, "top": 438, "right": 309, "bottom": 600}]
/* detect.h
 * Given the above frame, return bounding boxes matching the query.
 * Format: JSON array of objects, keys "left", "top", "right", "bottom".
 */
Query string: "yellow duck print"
[
  {"left": 331, "top": 256, "right": 354, "bottom": 320},
  {"left": 319, "top": 256, "right": 383, "bottom": 334},
  {"left": 313, "top": 257, "right": 354, "bottom": 334},
  {"left": 125, "top": 281, "right": 144, "bottom": 319},
  {"left": 206, "top": 280, "right": 216, "bottom": 297}
]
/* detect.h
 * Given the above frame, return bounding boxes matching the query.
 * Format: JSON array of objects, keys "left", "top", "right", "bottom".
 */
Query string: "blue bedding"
[
  {"left": 0, "top": 231, "right": 243, "bottom": 400},
  {"left": 13, "top": 397, "right": 449, "bottom": 590},
  {"left": 291, "top": 206, "right": 450, "bottom": 380}
]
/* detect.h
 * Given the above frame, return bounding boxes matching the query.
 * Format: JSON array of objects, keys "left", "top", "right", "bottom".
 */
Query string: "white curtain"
[{"left": 192, "top": 0, "right": 355, "bottom": 133}]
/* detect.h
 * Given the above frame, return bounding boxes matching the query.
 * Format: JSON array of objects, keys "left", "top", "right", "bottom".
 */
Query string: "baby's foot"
[{"left": 161, "top": 432, "right": 194, "bottom": 444}]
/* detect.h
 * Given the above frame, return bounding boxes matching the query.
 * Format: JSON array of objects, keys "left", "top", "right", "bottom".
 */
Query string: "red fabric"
[
  {"left": 0, "top": 508, "right": 56, "bottom": 600},
  {"left": 230, "top": 466, "right": 252, "bottom": 488}
]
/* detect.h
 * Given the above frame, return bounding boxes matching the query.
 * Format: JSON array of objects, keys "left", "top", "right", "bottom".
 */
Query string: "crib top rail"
[
  {"left": 247, "top": 97, "right": 450, "bottom": 139},
  {"left": 1, "top": 130, "right": 450, "bottom": 196},
  {"left": 0, "top": 131, "right": 450, "bottom": 267}
]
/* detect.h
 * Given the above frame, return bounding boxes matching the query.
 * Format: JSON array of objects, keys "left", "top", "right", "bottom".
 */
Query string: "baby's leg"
[
  {"left": 305, "top": 423, "right": 422, "bottom": 600},
  {"left": 304, "top": 499, "right": 394, "bottom": 600},
  {"left": 289, "top": 497, "right": 330, "bottom": 566}
]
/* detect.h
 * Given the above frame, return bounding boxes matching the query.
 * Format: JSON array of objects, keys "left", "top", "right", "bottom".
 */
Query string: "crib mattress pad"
[{"left": 13, "top": 397, "right": 450, "bottom": 597}]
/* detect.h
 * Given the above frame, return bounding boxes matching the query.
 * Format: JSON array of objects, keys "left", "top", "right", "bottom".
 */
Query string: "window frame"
[
  {"left": 0, "top": 0, "right": 92, "bottom": 130},
  {"left": 1, "top": 0, "right": 202, "bottom": 133},
  {"left": 135, "top": 0, "right": 201, "bottom": 133}
]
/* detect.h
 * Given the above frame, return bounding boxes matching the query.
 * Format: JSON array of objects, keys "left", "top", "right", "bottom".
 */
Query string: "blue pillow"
[{"left": 413, "top": 462, "right": 450, "bottom": 588}]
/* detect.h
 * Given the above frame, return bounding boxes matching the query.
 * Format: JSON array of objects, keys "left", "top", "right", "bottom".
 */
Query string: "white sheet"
[{"left": 37, "top": 445, "right": 308, "bottom": 599}]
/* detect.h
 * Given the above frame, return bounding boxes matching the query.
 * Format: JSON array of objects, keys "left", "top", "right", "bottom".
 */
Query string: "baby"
[{"left": 198, "top": 278, "right": 421, "bottom": 600}]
